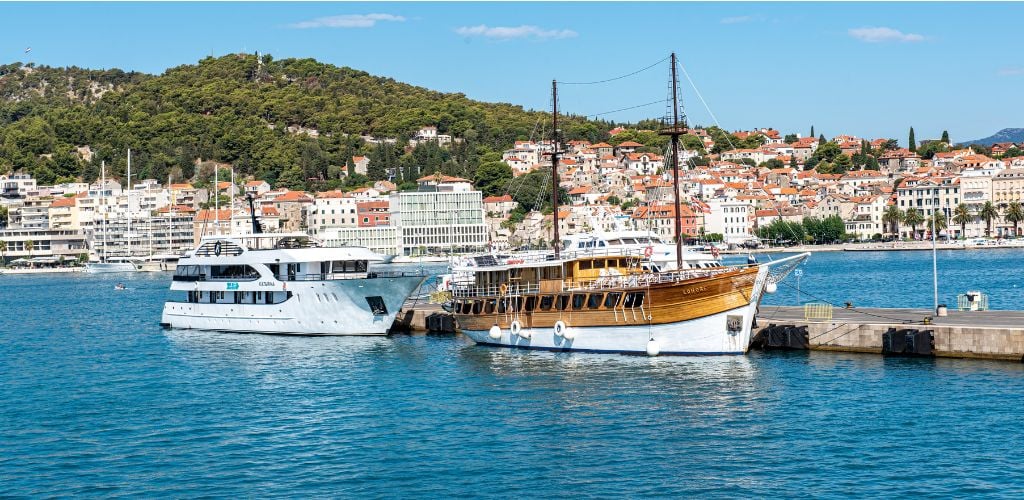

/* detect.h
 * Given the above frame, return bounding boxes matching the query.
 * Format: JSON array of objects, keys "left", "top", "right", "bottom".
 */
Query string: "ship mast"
[
  {"left": 659, "top": 52, "right": 686, "bottom": 271},
  {"left": 551, "top": 79, "right": 561, "bottom": 259}
]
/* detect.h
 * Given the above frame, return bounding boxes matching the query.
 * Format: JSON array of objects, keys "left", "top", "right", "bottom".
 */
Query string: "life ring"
[
  {"left": 499, "top": 283, "right": 508, "bottom": 296},
  {"left": 553, "top": 320, "right": 567, "bottom": 337},
  {"left": 510, "top": 320, "right": 522, "bottom": 336},
  {"left": 644, "top": 246, "right": 653, "bottom": 258}
]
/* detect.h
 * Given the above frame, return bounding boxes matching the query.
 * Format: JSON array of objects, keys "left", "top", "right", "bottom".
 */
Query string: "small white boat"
[{"left": 85, "top": 258, "right": 142, "bottom": 273}]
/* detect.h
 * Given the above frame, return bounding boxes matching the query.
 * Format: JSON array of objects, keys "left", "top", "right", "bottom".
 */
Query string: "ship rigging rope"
[
  {"left": 585, "top": 99, "right": 668, "bottom": 119},
  {"left": 559, "top": 55, "right": 670, "bottom": 86}
]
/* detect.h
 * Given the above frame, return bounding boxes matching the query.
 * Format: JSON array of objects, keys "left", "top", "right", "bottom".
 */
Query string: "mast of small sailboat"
[
  {"left": 100, "top": 160, "right": 107, "bottom": 263},
  {"left": 126, "top": 148, "right": 132, "bottom": 259},
  {"left": 551, "top": 79, "right": 560, "bottom": 259}
]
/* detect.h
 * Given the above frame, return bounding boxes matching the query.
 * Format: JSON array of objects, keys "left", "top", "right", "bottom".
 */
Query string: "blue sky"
[{"left": 3, "top": 2, "right": 1023, "bottom": 143}]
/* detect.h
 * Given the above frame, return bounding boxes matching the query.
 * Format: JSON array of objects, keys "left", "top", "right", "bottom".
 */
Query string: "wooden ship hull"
[{"left": 453, "top": 264, "right": 774, "bottom": 355}]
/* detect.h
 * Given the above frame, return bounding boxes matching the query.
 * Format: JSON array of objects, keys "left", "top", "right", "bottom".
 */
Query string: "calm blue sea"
[{"left": 4, "top": 249, "right": 1024, "bottom": 497}]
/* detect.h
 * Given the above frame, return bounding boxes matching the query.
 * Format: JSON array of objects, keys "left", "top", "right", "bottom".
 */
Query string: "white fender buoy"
[
  {"left": 510, "top": 320, "right": 522, "bottom": 336},
  {"left": 488, "top": 325, "right": 502, "bottom": 340},
  {"left": 553, "top": 320, "right": 567, "bottom": 337},
  {"left": 765, "top": 282, "right": 778, "bottom": 294},
  {"left": 563, "top": 328, "right": 577, "bottom": 340},
  {"left": 519, "top": 329, "right": 532, "bottom": 339},
  {"left": 646, "top": 339, "right": 661, "bottom": 356}
]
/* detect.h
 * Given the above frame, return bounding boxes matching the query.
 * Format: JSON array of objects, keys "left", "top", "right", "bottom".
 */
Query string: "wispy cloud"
[
  {"left": 848, "top": 27, "right": 925, "bottom": 43},
  {"left": 454, "top": 25, "right": 577, "bottom": 40},
  {"left": 997, "top": 67, "right": 1024, "bottom": 76},
  {"left": 720, "top": 16, "right": 753, "bottom": 24},
  {"left": 289, "top": 14, "right": 405, "bottom": 29}
]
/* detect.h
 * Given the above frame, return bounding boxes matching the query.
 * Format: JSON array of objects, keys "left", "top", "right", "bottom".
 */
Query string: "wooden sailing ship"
[{"left": 450, "top": 53, "right": 807, "bottom": 355}]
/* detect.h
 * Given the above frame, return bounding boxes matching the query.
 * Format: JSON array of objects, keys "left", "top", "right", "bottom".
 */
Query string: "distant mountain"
[{"left": 961, "top": 128, "right": 1024, "bottom": 146}]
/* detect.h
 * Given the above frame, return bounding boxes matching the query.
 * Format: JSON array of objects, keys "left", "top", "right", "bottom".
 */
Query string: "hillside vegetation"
[{"left": 0, "top": 53, "right": 612, "bottom": 190}]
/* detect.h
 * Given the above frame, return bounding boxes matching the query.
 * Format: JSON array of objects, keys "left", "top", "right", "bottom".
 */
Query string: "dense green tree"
[
  {"left": 818, "top": 134, "right": 826, "bottom": 143},
  {"left": 810, "top": 125, "right": 814, "bottom": 138},
  {"left": 760, "top": 158, "right": 785, "bottom": 169},
  {"left": 1002, "top": 146, "right": 1024, "bottom": 158},
  {"left": 789, "top": 154, "right": 798, "bottom": 170},
  {"left": 908, "top": 127, "right": 916, "bottom": 152},
  {"left": 917, "top": 140, "right": 950, "bottom": 160},
  {"left": 757, "top": 219, "right": 806, "bottom": 242},
  {"left": 783, "top": 134, "right": 798, "bottom": 144},
  {"left": 941, "top": 130, "right": 950, "bottom": 144},
  {"left": 811, "top": 141, "right": 842, "bottom": 163},
  {"left": 473, "top": 160, "right": 513, "bottom": 198},
  {"left": 802, "top": 215, "right": 846, "bottom": 243}
]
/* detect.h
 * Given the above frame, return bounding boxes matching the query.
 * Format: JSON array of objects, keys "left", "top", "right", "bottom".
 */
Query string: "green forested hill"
[{"left": 0, "top": 53, "right": 610, "bottom": 190}]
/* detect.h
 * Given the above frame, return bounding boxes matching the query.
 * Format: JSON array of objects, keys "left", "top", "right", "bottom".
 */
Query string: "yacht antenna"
[
  {"left": 551, "top": 79, "right": 561, "bottom": 259},
  {"left": 658, "top": 52, "right": 686, "bottom": 271}
]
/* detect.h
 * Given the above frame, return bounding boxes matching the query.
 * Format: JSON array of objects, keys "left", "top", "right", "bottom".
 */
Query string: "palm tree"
[
  {"left": 903, "top": 208, "right": 924, "bottom": 239},
  {"left": 0, "top": 240, "right": 6, "bottom": 266},
  {"left": 928, "top": 210, "right": 948, "bottom": 239},
  {"left": 1005, "top": 202, "right": 1024, "bottom": 237},
  {"left": 952, "top": 203, "right": 973, "bottom": 239},
  {"left": 882, "top": 204, "right": 904, "bottom": 239},
  {"left": 24, "top": 239, "right": 34, "bottom": 259},
  {"left": 980, "top": 201, "right": 999, "bottom": 237}
]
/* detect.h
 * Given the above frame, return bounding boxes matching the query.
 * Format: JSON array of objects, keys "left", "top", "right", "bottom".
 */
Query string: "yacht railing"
[{"left": 274, "top": 270, "right": 426, "bottom": 282}]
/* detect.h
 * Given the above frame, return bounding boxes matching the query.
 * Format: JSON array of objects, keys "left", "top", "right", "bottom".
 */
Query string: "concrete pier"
[{"left": 756, "top": 305, "right": 1024, "bottom": 361}]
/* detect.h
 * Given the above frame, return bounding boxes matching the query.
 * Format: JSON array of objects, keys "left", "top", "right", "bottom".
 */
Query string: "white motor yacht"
[{"left": 160, "top": 233, "right": 426, "bottom": 335}]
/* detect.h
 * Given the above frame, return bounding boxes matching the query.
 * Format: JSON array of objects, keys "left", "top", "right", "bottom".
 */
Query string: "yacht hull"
[
  {"left": 160, "top": 275, "right": 425, "bottom": 335},
  {"left": 85, "top": 262, "right": 141, "bottom": 273}
]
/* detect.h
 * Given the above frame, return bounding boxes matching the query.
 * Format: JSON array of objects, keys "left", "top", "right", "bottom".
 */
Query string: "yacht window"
[
  {"left": 513, "top": 297, "right": 524, "bottom": 312},
  {"left": 484, "top": 300, "right": 495, "bottom": 314},
  {"left": 556, "top": 295, "right": 570, "bottom": 310},
  {"left": 599, "top": 241, "right": 606, "bottom": 247},
  {"left": 356, "top": 261, "right": 368, "bottom": 273},
  {"left": 525, "top": 296, "right": 537, "bottom": 312},
  {"left": 472, "top": 301, "right": 483, "bottom": 315},
  {"left": 604, "top": 292, "right": 622, "bottom": 308},
  {"left": 587, "top": 293, "right": 603, "bottom": 309},
  {"left": 497, "top": 299, "right": 506, "bottom": 314},
  {"left": 580, "top": 261, "right": 593, "bottom": 270},
  {"left": 571, "top": 294, "right": 586, "bottom": 310},
  {"left": 624, "top": 292, "right": 646, "bottom": 308},
  {"left": 539, "top": 295, "right": 554, "bottom": 311}
]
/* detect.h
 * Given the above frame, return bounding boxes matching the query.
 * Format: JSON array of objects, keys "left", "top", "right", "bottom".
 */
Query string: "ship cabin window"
[
  {"left": 556, "top": 295, "right": 571, "bottom": 311},
  {"left": 572, "top": 294, "right": 586, "bottom": 310},
  {"left": 513, "top": 297, "right": 524, "bottom": 312},
  {"left": 472, "top": 301, "right": 483, "bottom": 315},
  {"left": 210, "top": 265, "right": 259, "bottom": 281},
  {"left": 604, "top": 292, "right": 622, "bottom": 308},
  {"left": 328, "top": 260, "right": 368, "bottom": 274},
  {"left": 497, "top": 299, "right": 506, "bottom": 313},
  {"left": 587, "top": 293, "right": 603, "bottom": 309},
  {"left": 460, "top": 301, "right": 472, "bottom": 315},
  {"left": 623, "top": 292, "right": 646, "bottom": 309},
  {"left": 525, "top": 296, "right": 537, "bottom": 311},
  {"left": 485, "top": 300, "right": 496, "bottom": 314},
  {"left": 539, "top": 295, "right": 554, "bottom": 311},
  {"left": 579, "top": 260, "right": 592, "bottom": 271}
]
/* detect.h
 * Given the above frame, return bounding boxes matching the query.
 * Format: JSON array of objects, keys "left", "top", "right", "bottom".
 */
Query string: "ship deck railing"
[
  {"left": 450, "top": 267, "right": 739, "bottom": 297},
  {"left": 274, "top": 270, "right": 426, "bottom": 282}
]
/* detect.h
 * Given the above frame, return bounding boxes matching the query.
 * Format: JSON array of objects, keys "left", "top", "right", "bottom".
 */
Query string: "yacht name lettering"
[
  {"left": 258, "top": 281, "right": 276, "bottom": 287},
  {"left": 682, "top": 286, "right": 708, "bottom": 295}
]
